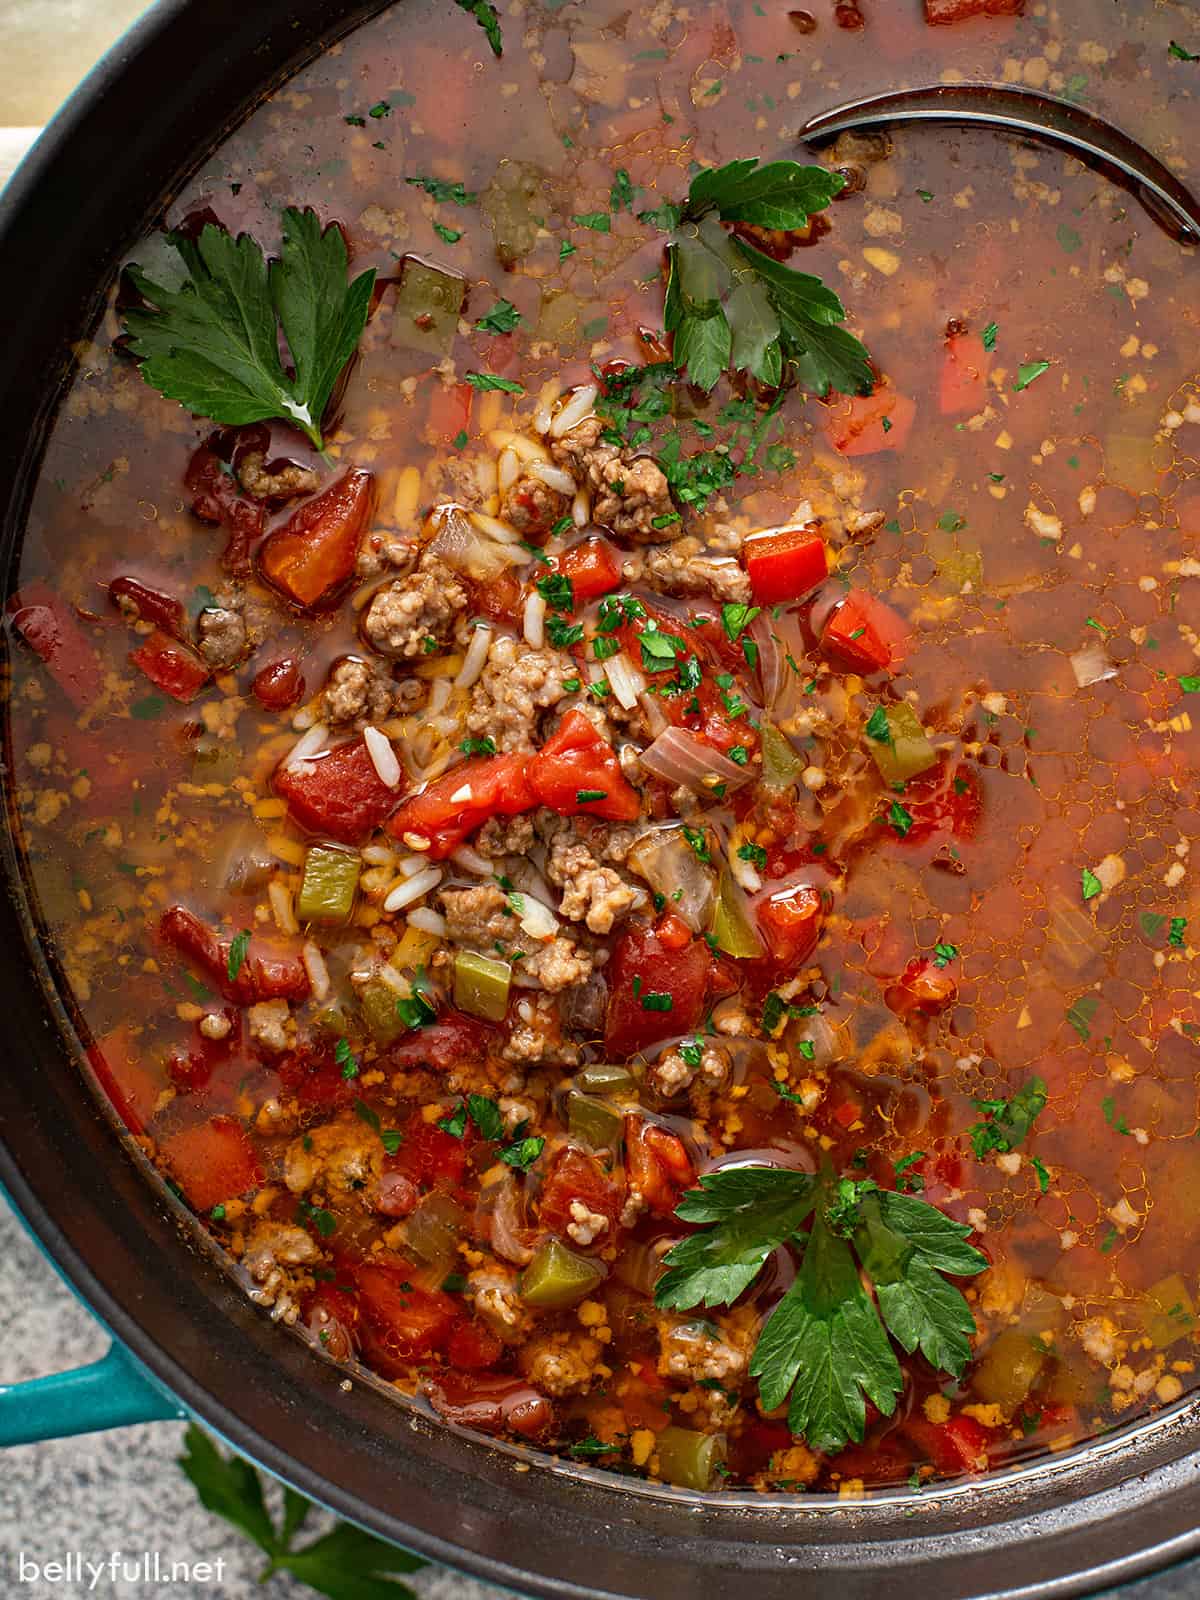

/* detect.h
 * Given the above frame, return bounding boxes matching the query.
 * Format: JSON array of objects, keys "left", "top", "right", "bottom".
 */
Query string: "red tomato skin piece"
[
  {"left": 605, "top": 924, "right": 712, "bottom": 1055},
  {"left": 537, "top": 1147, "right": 623, "bottom": 1242},
  {"left": 624, "top": 1116, "right": 695, "bottom": 1216},
  {"left": 87, "top": 1024, "right": 161, "bottom": 1135},
  {"left": 744, "top": 525, "right": 829, "bottom": 605},
  {"left": 275, "top": 738, "right": 401, "bottom": 845},
  {"left": 160, "top": 1115, "right": 263, "bottom": 1211},
  {"left": 445, "top": 1319, "right": 504, "bottom": 1371},
  {"left": 903, "top": 1414, "right": 993, "bottom": 1474},
  {"left": 129, "top": 627, "right": 211, "bottom": 703},
  {"left": 528, "top": 709, "right": 641, "bottom": 823},
  {"left": 388, "top": 753, "right": 535, "bottom": 858},
  {"left": 426, "top": 1372, "right": 555, "bottom": 1439},
  {"left": 385, "top": 1114, "right": 470, "bottom": 1190},
  {"left": 824, "top": 389, "right": 916, "bottom": 456},
  {"left": 756, "top": 882, "right": 824, "bottom": 968},
  {"left": 184, "top": 443, "right": 265, "bottom": 574},
  {"left": 819, "top": 591, "right": 908, "bottom": 674},
  {"left": 425, "top": 380, "right": 473, "bottom": 444},
  {"left": 258, "top": 468, "right": 375, "bottom": 610},
  {"left": 939, "top": 333, "right": 992, "bottom": 416},
  {"left": 9, "top": 582, "right": 102, "bottom": 709},
  {"left": 158, "top": 905, "right": 312, "bottom": 1005},
  {"left": 109, "top": 575, "right": 186, "bottom": 636},
  {"left": 382, "top": 1013, "right": 492, "bottom": 1075},
  {"left": 558, "top": 537, "right": 623, "bottom": 601}
]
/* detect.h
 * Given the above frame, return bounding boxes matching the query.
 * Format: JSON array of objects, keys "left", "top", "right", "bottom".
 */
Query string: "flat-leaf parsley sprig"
[
  {"left": 659, "top": 159, "right": 873, "bottom": 398},
  {"left": 123, "top": 207, "right": 375, "bottom": 451},
  {"left": 654, "top": 1165, "right": 986, "bottom": 1454}
]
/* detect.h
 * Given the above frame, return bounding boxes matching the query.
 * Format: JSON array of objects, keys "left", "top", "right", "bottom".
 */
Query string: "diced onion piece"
[
  {"left": 1070, "top": 643, "right": 1118, "bottom": 688},
  {"left": 282, "top": 722, "right": 330, "bottom": 770},
  {"left": 451, "top": 844, "right": 494, "bottom": 875},
  {"left": 454, "top": 621, "right": 493, "bottom": 689},
  {"left": 750, "top": 613, "right": 782, "bottom": 705},
  {"left": 524, "top": 590, "right": 546, "bottom": 648},
  {"left": 428, "top": 677, "right": 452, "bottom": 715},
  {"left": 469, "top": 510, "right": 521, "bottom": 545},
  {"left": 363, "top": 725, "right": 402, "bottom": 789},
  {"left": 397, "top": 853, "right": 432, "bottom": 878},
  {"left": 513, "top": 891, "right": 559, "bottom": 941},
  {"left": 268, "top": 879, "right": 299, "bottom": 936},
  {"left": 408, "top": 907, "right": 447, "bottom": 936},
  {"left": 530, "top": 460, "right": 577, "bottom": 496},
  {"left": 640, "top": 726, "right": 752, "bottom": 795},
  {"left": 627, "top": 826, "right": 716, "bottom": 933},
  {"left": 606, "top": 650, "right": 645, "bottom": 710},
  {"left": 428, "top": 505, "right": 525, "bottom": 580},
  {"left": 301, "top": 940, "right": 332, "bottom": 1003},
  {"left": 808, "top": 582, "right": 846, "bottom": 641},
  {"left": 551, "top": 383, "right": 598, "bottom": 438},
  {"left": 638, "top": 689, "right": 670, "bottom": 738},
  {"left": 497, "top": 447, "right": 520, "bottom": 494},
  {"left": 383, "top": 866, "right": 443, "bottom": 913}
]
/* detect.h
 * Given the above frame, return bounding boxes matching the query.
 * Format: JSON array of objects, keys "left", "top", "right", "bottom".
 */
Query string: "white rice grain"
[
  {"left": 301, "top": 940, "right": 331, "bottom": 1003},
  {"left": 451, "top": 845, "right": 494, "bottom": 875},
  {"left": 407, "top": 907, "right": 447, "bottom": 937},
  {"left": 454, "top": 621, "right": 493, "bottom": 689},
  {"left": 488, "top": 429, "right": 549, "bottom": 463},
  {"left": 383, "top": 866, "right": 442, "bottom": 913},
  {"left": 363, "top": 725, "right": 402, "bottom": 789},
  {"left": 397, "top": 853, "right": 432, "bottom": 878},
  {"left": 524, "top": 590, "right": 547, "bottom": 648},
  {"left": 268, "top": 879, "right": 299, "bottom": 936},
  {"left": 497, "top": 447, "right": 520, "bottom": 494},
  {"left": 551, "top": 383, "right": 598, "bottom": 438},
  {"left": 572, "top": 488, "right": 590, "bottom": 528},
  {"left": 530, "top": 460, "right": 577, "bottom": 496},
  {"left": 282, "top": 723, "right": 330, "bottom": 770},
  {"left": 470, "top": 510, "right": 520, "bottom": 545}
]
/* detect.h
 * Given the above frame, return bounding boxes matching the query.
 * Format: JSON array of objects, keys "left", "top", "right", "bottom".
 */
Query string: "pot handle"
[{"left": 0, "top": 1341, "right": 185, "bottom": 1446}]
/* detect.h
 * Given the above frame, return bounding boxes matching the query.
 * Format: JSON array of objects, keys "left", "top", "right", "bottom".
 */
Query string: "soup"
[{"left": 5, "top": 0, "right": 1199, "bottom": 1495}]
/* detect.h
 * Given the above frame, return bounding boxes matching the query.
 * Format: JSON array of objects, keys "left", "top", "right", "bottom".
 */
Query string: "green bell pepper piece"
[
  {"left": 760, "top": 724, "right": 805, "bottom": 791},
  {"left": 453, "top": 950, "right": 512, "bottom": 1022},
  {"left": 653, "top": 1425, "right": 727, "bottom": 1490},
  {"left": 866, "top": 702, "right": 937, "bottom": 785},
  {"left": 574, "top": 1062, "right": 638, "bottom": 1095},
  {"left": 567, "top": 1092, "right": 623, "bottom": 1149},
  {"left": 711, "top": 869, "right": 763, "bottom": 959},
  {"left": 191, "top": 740, "right": 242, "bottom": 786},
  {"left": 359, "top": 977, "right": 406, "bottom": 1046},
  {"left": 297, "top": 844, "right": 361, "bottom": 925},
  {"left": 519, "top": 1237, "right": 604, "bottom": 1308},
  {"left": 391, "top": 256, "right": 467, "bottom": 358}
]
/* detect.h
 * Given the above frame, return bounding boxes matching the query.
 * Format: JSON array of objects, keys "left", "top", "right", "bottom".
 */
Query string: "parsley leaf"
[
  {"left": 968, "top": 1077, "right": 1047, "bottom": 1159},
  {"left": 467, "top": 1093, "right": 505, "bottom": 1142},
  {"left": 1081, "top": 866, "right": 1102, "bottom": 901},
  {"left": 499, "top": 1134, "right": 545, "bottom": 1170},
  {"left": 179, "top": 1425, "right": 426, "bottom": 1596},
  {"left": 465, "top": 371, "right": 524, "bottom": 394},
  {"left": 721, "top": 601, "right": 760, "bottom": 642},
  {"left": 1169, "top": 39, "right": 1200, "bottom": 60},
  {"left": 227, "top": 929, "right": 252, "bottom": 983},
  {"left": 475, "top": 299, "right": 522, "bottom": 334},
  {"left": 454, "top": 0, "right": 503, "bottom": 56},
  {"left": 656, "top": 1168, "right": 985, "bottom": 1453},
  {"left": 124, "top": 208, "right": 374, "bottom": 450},
  {"left": 1013, "top": 359, "right": 1050, "bottom": 392}
]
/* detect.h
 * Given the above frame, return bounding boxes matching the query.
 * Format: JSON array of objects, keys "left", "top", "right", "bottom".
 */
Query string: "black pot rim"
[{"left": 2, "top": 5, "right": 1200, "bottom": 1597}]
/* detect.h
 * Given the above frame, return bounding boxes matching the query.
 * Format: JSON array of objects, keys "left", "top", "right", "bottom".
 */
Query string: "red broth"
[{"left": 5, "top": 0, "right": 1200, "bottom": 1494}]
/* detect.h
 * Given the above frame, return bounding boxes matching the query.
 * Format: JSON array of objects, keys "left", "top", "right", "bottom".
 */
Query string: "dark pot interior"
[{"left": 2, "top": 3, "right": 1200, "bottom": 1595}]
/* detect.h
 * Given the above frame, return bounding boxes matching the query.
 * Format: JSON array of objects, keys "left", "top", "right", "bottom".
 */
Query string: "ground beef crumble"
[
  {"left": 322, "top": 655, "right": 396, "bottom": 724},
  {"left": 361, "top": 555, "right": 467, "bottom": 659},
  {"left": 551, "top": 416, "right": 678, "bottom": 543},
  {"left": 466, "top": 634, "right": 571, "bottom": 753}
]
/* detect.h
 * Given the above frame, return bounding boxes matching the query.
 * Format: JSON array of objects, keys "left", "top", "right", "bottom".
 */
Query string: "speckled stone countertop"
[{"left": 1, "top": 5, "right": 1199, "bottom": 1598}]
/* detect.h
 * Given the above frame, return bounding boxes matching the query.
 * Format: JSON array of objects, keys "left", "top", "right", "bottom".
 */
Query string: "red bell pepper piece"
[
  {"left": 819, "top": 590, "right": 908, "bottom": 674},
  {"left": 605, "top": 924, "right": 712, "bottom": 1055},
  {"left": 87, "top": 1024, "right": 162, "bottom": 1135},
  {"left": 426, "top": 1373, "right": 555, "bottom": 1439},
  {"left": 744, "top": 524, "right": 829, "bottom": 605},
  {"left": 756, "top": 881, "right": 824, "bottom": 968},
  {"left": 939, "top": 333, "right": 992, "bottom": 416},
  {"left": 903, "top": 1413, "right": 993, "bottom": 1475},
  {"left": 624, "top": 1116, "right": 695, "bottom": 1217},
  {"left": 824, "top": 387, "right": 916, "bottom": 456},
  {"left": 388, "top": 751, "right": 534, "bottom": 858},
  {"left": 8, "top": 581, "right": 102, "bottom": 710},
  {"left": 160, "top": 1115, "right": 263, "bottom": 1212},
  {"left": 537, "top": 1147, "right": 623, "bottom": 1243},
  {"left": 184, "top": 442, "right": 265, "bottom": 574},
  {"left": 258, "top": 468, "right": 375, "bottom": 610},
  {"left": 424, "top": 380, "right": 473, "bottom": 444},
  {"left": 557, "top": 537, "right": 623, "bottom": 601},
  {"left": 655, "top": 911, "right": 693, "bottom": 951},
  {"left": 159, "top": 905, "right": 311, "bottom": 1005},
  {"left": 275, "top": 737, "right": 401, "bottom": 845},
  {"left": 528, "top": 709, "right": 641, "bottom": 823},
  {"left": 108, "top": 575, "right": 186, "bottom": 637},
  {"left": 353, "top": 1257, "right": 458, "bottom": 1374},
  {"left": 129, "top": 627, "right": 211, "bottom": 703}
]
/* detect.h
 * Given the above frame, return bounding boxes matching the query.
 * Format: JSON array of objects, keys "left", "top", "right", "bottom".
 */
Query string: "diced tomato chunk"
[
  {"left": 382, "top": 1012, "right": 492, "bottom": 1073},
  {"left": 537, "top": 1147, "right": 623, "bottom": 1243},
  {"left": 819, "top": 590, "right": 908, "bottom": 674},
  {"left": 388, "top": 752, "right": 534, "bottom": 858},
  {"left": 528, "top": 710, "right": 641, "bottom": 823},
  {"left": 129, "top": 627, "right": 211, "bottom": 703},
  {"left": 276, "top": 1042, "right": 355, "bottom": 1109},
  {"left": 9, "top": 581, "right": 102, "bottom": 710},
  {"left": 899, "top": 759, "right": 982, "bottom": 844},
  {"left": 925, "top": 0, "right": 1022, "bottom": 21},
  {"left": 353, "top": 1257, "right": 458, "bottom": 1374},
  {"left": 823, "top": 387, "right": 916, "bottom": 456},
  {"left": 426, "top": 1372, "right": 555, "bottom": 1439},
  {"left": 605, "top": 924, "right": 713, "bottom": 1055},
  {"left": 158, "top": 905, "right": 311, "bottom": 1005},
  {"left": 160, "top": 1115, "right": 263, "bottom": 1211},
  {"left": 624, "top": 1116, "right": 695, "bottom": 1217},
  {"left": 939, "top": 333, "right": 992, "bottom": 416},
  {"left": 558, "top": 537, "right": 623, "bottom": 601},
  {"left": 387, "top": 1112, "right": 469, "bottom": 1190},
  {"left": 425, "top": 380, "right": 473, "bottom": 444},
  {"left": 258, "top": 469, "right": 374, "bottom": 610},
  {"left": 275, "top": 738, "right": 401, "bottom": 844},
  {"left": 87, "top": 1025, "right": 161, "bottom": 1135},
  {"left": 446, "top": 1318, "right": 504, "bottom": 1370},
  {"left": 755, "top": 881, "right": 824, "bottom": 968},
  {"left": 886, "top": 957, "right": 958, "bottom": 1017},
  {"left": 655, "top": 912, "right": 692, "bottom": 951},
  {"left": 903, "top": 1413, "right": 993, "bottom": 1475},
  {"left": 744, "top": 524, "right": 829, "bottom": 605}
]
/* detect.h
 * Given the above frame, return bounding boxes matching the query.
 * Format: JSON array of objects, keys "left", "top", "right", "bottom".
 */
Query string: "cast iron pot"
[{"left": 1, "top": 3, "right": 1200, "bottom": 1595}]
